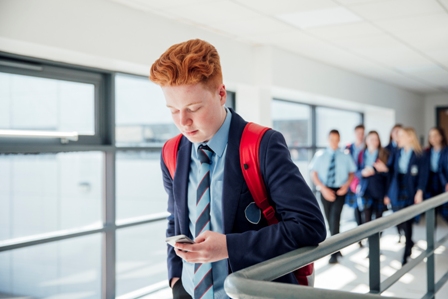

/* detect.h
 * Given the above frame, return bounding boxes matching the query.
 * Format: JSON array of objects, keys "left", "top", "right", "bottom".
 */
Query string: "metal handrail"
[
  {"left": 0, "top": 213, "right": 168, "bottom": 252},
  {"left": 225, "top": 192, "right": 448, "bottom": 299}
]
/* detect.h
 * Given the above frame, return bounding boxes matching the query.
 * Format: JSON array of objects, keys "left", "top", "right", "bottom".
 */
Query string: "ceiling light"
[{"left": 277, "top": 7, "right": 362, "bottom": 29}]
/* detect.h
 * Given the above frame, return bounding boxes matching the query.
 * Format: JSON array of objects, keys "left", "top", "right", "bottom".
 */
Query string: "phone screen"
[{"left": 166, "top": 235, "right": 195, "bottom": 247}]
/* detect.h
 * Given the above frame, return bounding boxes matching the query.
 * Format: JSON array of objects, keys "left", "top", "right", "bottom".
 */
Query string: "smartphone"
[{"left": 166, "top": 234, "right": 195, "bottom": 247}]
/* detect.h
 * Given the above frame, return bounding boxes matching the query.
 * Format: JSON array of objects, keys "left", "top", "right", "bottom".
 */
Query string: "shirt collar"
[
  {"left": 326, "top": 147, "right": 339, "bottom": 154},
  {"left": 401, "top": 148, "right": 413, "bottom": 156},
  {"left": 431, "top": 148, "right": 441, "bottom": 154},
  {"left": 367, "top": 149, "right": 378, "bottom": 156},
  {"left": 354, "top": 143, "right": 365, "bottom": 150},
  {"left": 194, "top": 107, "right": 231, "bottom": 158}
]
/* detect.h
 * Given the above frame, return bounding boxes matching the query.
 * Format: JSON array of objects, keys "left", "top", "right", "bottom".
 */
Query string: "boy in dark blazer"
[{"left": 150, "top": 39, "right": 326, "bottom": 299}]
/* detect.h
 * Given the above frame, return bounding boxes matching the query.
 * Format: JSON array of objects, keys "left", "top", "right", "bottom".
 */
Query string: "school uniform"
[
  {"left": 439, "top": 147, "right": 448, "bottom": 222},
  {"left": 384, "top": 140, "right": 400, "bottom": 167},
  {"left": 423, "top": 147, "right": 447, "bottom": 198},
  {"left": 163, "top": 108, "right": 326, "bottom": 298},
  {"left": 310, "top": 148, "right": 356, "bottom": 244},
  {"left": 355, "top": 149, "right": 388, "bottom": 223},
  {"left": 387, "top": 148, "right": 428, "bottom": 265},
  {"left": 385, "top": 141, "right": 404, "bottom": 240},
  {"left": 345, "top": 143, "right": 365, "bottom": 226}
]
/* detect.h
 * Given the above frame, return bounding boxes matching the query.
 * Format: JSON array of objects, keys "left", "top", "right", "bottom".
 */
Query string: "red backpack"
[{"left": 162, "top": 122, "right": 314, "bottom": 286}]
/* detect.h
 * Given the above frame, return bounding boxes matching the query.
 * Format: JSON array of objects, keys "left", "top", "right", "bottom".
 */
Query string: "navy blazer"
[
  {"left": 345, "top": 143, "right": 359, "bottom": 165},
  {"left": 424, "top": 147, "right": 448, "bottom": 196},
  {"left": 441, "top": 148, "right": 448, "bottom": 187},
  {"left": 162, "top": 109, "right": 326, "bottom": 285},
  {"left": 385, "top": 142, "right": 398, "bottom": 168},
  {"left": 387, "top": 149, "right": 428, "bottom": 209},
  {"left": 355, "top": 150, "right": 388, "bottom": 200}
]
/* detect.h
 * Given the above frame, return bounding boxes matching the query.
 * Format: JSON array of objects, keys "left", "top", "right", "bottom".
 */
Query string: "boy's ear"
[{"left": 219, "top": 84, "right": 226, "bottom": 97}]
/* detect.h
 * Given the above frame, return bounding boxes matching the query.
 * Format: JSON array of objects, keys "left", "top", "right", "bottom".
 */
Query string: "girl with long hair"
[
  {"left": 424, "top": 127, "right": 448, "bottom": 222},
  {"left": 424, "top": 127, "right": 447, "bottom": 199},
  {"left": 356, "top": 131, "right": 389, "bottom": 223},
  {"left": 385, "top": 127, "right": 427, "bottom": 266}
]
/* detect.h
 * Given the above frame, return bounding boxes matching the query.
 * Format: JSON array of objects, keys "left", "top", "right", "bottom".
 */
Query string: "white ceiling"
[{"left": 110, "top": 0, "right": 448, "bottom": 94}]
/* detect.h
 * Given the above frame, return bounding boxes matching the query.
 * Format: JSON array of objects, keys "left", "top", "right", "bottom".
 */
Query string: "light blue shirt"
[
  {"left": 351, "top": 143, "right": 365, "bottom": 164},
  {"left": 310, "top": 148, "right": 357, "bottom": 188},
  {"left": 364, "top": 150, "right": 378, "bottom": 167},
  {"left": 183, "top": 107, "right": 231, "bottom": 299},
  {"left": 431, "top": 148, "right": 441, "bottom": 172},
  {"left": 398, "top": 148, "right": 413, "bottom": 174}
]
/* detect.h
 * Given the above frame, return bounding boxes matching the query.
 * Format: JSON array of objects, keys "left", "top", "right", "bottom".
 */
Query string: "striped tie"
[
  {"left": 195, "top": 144, "right": 214, "bottom": 299},
  {"left": 327, "top": 153, "right": 336, "bottom": 187}
]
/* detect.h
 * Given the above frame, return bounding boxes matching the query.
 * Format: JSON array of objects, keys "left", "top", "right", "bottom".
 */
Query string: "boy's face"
[
  {"left": 162, "top": 83, "right": 227, "bottom": 144},
  {"left": 355, "top": 128, "right": 364, "bottom": 143},
  {"left": 328, "top": 133, "right": 340, "bottom": 150}
]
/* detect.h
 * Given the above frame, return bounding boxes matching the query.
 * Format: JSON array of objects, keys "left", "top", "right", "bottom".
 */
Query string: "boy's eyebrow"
[{"left": 166, "top": 101, "right": 202, "bottom": 108}]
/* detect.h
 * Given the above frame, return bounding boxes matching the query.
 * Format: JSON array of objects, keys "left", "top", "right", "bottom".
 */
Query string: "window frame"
[
  {"left": 272, "top": 98, "right": 364, "bottom": 191},
  {"left": 0, "top": 52, "right": 111, "bottom": 148},
  {"left": 0, "top": 52, "right": 238, "bottom": 299}
]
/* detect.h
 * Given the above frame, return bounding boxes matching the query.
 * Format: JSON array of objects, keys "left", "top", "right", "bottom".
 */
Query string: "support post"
[{"left": 368, "top": 232, "right": 381, "bottom": 294}]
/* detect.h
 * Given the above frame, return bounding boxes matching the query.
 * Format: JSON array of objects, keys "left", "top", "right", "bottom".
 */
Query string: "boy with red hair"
[{"left": 150, "top": 39, "right": 326, "bottom": 299}]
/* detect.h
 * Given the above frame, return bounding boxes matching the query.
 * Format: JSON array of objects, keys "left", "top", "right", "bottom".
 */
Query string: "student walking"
[
  {"left": 385, "top": 124, "right": 404, "bottom": 242},
  {"left": 424, "top": 127, "right": 448, "bottom": 222},
  {"left": 424, "top": 127, "right": 447, "bottom": 200},
  {"left": 310, "top": 130, "right": 356, "bottom": 264},
  {"left": 440, "top": 147, "right": 448, "bottom": 222},
  {"left": 355, "top": 131, "right": 389, "bottom": 223},
  {"left": 345, "top": 125, "right": 365, "bottom": 240},
  {"left": 385, "top": 127, "right": 427, "bottom": 266}
]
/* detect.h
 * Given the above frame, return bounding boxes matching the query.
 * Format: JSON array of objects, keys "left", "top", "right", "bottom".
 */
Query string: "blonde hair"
[{"left": 402, "top": 127, "right": 422, "bottom": 155}]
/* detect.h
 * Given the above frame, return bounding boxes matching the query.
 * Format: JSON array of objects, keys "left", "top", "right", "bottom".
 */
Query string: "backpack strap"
[
  {"left": 239, "top": 122, "right": 278, "bottom": 225},
  {"left": 240, "top": 123, "right": 314, "bottom": 286},
  {"left": 162, "top": 134, "right": 183, "bottom": 179}
]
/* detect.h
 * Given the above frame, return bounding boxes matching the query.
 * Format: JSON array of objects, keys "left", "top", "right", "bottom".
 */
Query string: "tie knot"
[{"left": 198, "top": 144, "right": 214, "bottom": 164}]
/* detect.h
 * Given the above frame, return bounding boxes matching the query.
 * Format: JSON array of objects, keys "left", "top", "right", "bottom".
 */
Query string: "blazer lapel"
[
  {"left": 407, "top": 151, "right": 416, "bottom": 173},
  {"left": 222, "top": 110, "right": 247, "bottom": 234},
  {"left": 173, "top": 137, "right": 192, "bottom": 235}
]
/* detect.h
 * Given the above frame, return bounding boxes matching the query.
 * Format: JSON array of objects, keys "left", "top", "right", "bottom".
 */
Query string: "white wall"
[
  {"left": 0, "top": 0, "right": 253, "bottom": 84},
  {"left": 0, "top": 0, "right": 426, "bottom": 136},
  {"left": 270, "top": 47, "right": 424, "bottom": 137}
]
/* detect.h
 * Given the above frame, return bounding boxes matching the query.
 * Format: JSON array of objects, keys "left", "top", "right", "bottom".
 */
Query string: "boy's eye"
[{"left": 189, "top": 106, "right": 201, "bottom": 112}]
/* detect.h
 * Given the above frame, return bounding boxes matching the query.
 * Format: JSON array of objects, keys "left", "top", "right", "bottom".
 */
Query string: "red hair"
[{"left": 149, "top": 39, "right": 222, "bottom": 91}]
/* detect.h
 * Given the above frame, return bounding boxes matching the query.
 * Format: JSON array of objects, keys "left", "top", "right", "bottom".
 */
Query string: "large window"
[
  {"left": 272, "top": 99, "right": 363, "bottom": 187},
  {"left": 0, "top": 54, "right": 236, "bottom": 299},
  {"left": 115, "top": 74, "right": 176, "bottom": 147},
  {"left": 0, "top": 234, "right": 101, "bottom": 298},
  {"left": 0, "top": 153, "right": 103, "bottom": 241},
  {"left": 0, "top": 72, "right": 95, "bottom": 134},
  {"left": 272, "top": 100, "right": 312, "bottom": 185},
  {"left": 316, "top": 107, "right": 363, "bottom": 148}
]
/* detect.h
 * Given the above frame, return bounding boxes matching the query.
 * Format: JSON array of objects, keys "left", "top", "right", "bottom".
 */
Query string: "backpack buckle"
[{"left": 263, "top": 206, "right": 276, "bottom": 220}]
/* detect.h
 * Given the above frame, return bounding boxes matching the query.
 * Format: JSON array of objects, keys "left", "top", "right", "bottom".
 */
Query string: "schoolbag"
[{"left": 162, "top": 122, "right": 314, "bottom": 286}]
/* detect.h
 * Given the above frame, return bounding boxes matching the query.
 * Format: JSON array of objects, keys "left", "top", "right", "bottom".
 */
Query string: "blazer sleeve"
[
  {"left": 440, "top": 149, "right": 448, "bottom": 187},
  {"left": 418, "top": 153, "right": 429, "bottom": 192},
  {"left": 226, "top": 130, "right": 327, "bottom": 273},
  {"left": 386, "top": 151, "right": 397, "bottom": 197},
  {"left": 161, "top": 156, "right": 183, "bottom": 283},
  {"left": 355, "top": 153, "right": 364, "bottom": 180}
]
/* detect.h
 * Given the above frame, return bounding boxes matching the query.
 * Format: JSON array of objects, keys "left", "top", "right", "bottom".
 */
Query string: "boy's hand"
[{"left": 174, "top": 231, "right": 228, "bottom": 263}]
